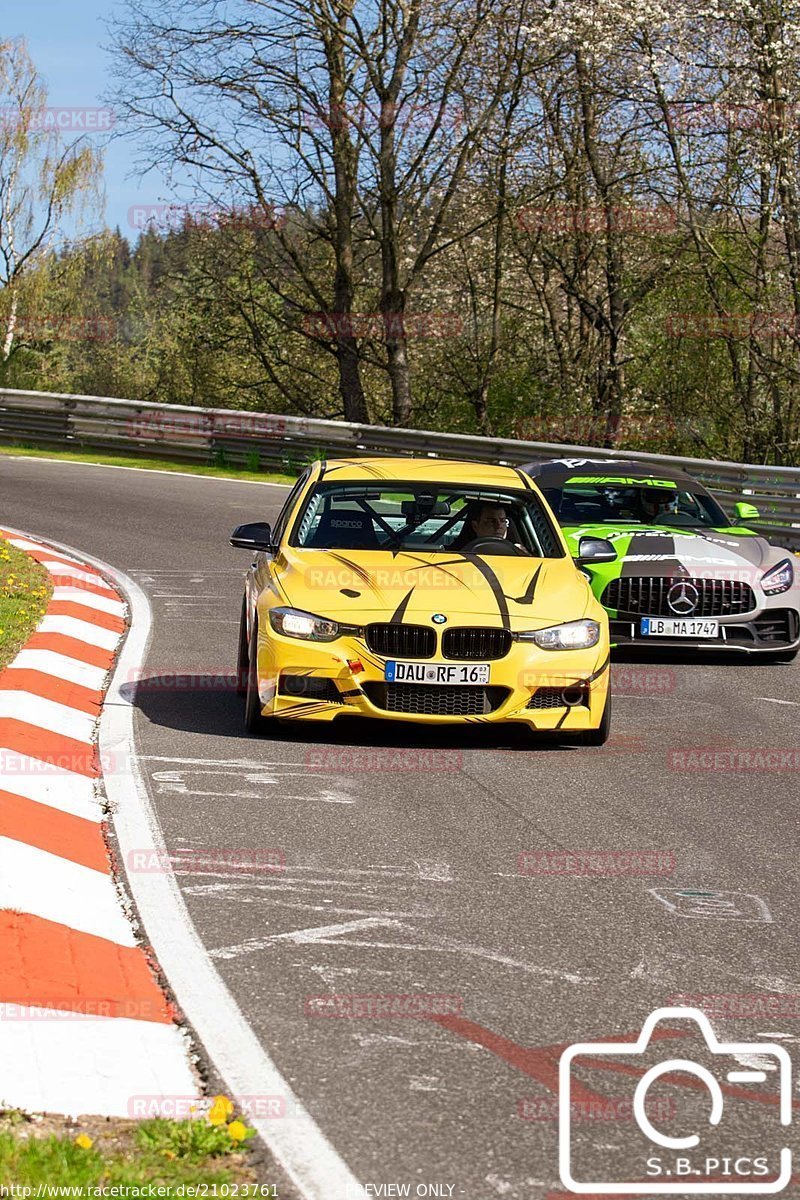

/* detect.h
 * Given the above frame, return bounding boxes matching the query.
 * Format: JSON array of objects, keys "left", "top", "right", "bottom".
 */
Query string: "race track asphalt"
[{"left": 4, "top": 454, "right": 799, "bottom": 1198}]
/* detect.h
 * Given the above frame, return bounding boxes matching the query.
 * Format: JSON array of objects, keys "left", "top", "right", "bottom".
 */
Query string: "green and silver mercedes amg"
[{"left": 523, "top": 458, "right": 800, "bottom": 660}]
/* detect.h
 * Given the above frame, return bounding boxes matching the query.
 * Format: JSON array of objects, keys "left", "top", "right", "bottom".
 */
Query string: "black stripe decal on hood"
[
  {"left": 460, "top": 554, "right": 510, "bottom": 626},
  {"left": 512, "top": 566, "right": 542, "bottom": 606},
  {"left": 391, "top": 588, "right": 415, "bottom": 623}
]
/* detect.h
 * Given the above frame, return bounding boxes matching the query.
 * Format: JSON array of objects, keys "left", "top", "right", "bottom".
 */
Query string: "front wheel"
[
  {"left": 244, "top": 615, "right": 266, "bottom": 734},
  {"left": 236, "top": 596, "right": 249, "bottom": 697}
]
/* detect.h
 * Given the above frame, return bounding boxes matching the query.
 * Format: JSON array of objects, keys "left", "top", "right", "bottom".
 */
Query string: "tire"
[
  {"left": 570, "top": 691, "right": 611, "bottom": 747},
  {"left": 244, "top": 615, "right": 266, "bottom": 734},
  {"left": 236, "top": 596, "right": 249, "bottom": 697}
]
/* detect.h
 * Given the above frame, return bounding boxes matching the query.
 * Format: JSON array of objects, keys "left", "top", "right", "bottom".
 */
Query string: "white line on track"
[
  {"left": 755, "top": 697, "right": 800, "bottom": 706},
  {"left": 0, "top": 453, "right": 291, "bottom": 488},
  {"left": 9, "top": 528, "right": 363, "bottom": 1200}
]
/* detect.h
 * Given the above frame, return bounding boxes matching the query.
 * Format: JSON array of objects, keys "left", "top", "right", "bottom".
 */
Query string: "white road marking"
[
  {"left": 0, "top": 837, "right": 136, "bottom": 946},
  {"left": 755, "top": 697, "right": 800, "bottom": 706},
  {"left": 38, "top": 614, "right": 120, "bottom": 651},
  {"left": 0, "top": 1009, "right": 198, "bottom": 1119},
  {"left": 414, "top": 860, "right": 453, "bottom": 882},
  {"left": 210, "top": 917, "right": 400, "bottom": 960},
  {"left": 0, "top": 454, "right": 291, "bottom": 488},
  {"left": 57, "top": 541, "right": 364, "bottom": 1200},
  {"left": 211, "top": 916, "right": 592, "bottom": 983},
  {"left": 0, "top": 692, "right": 96, "bottom": 743},
  {"left": 9, "top": 648, "right": 109, "bottom": 690}
]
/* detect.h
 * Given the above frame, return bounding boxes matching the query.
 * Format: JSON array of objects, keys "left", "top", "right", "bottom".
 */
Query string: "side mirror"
[
  {"left": 575, "top": 536, "right": 617, "bottom": 565},
  {"left": 230, "top": 521, "right": 275, "bottom": 551},
  {"left": 734, "top": 501, "right": 760, "bottom": 522}
]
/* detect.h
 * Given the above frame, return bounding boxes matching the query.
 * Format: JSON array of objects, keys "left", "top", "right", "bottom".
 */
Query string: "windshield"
[
  {"left": 290, "top": 482, "right": 564, "bottom": 557},
  {"left": 540, "top": 478, "right": 730, "bottom": 529}
]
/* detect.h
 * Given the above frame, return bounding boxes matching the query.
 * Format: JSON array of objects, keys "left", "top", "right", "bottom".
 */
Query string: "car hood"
[
  {"left": 272, "top": 547, "right": 591, "bottom": 628},
  {"left": 562, "top": 522, "right": 781, "bottom": 579}
]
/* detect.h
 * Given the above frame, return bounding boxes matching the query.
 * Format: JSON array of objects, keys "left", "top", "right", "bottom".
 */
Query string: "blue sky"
[{"left": 6, "top": 0, "right": 178, "bottom": 241}]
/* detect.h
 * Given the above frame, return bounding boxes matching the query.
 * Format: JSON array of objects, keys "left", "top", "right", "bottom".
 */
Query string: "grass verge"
[
  {"left": 0, "top": 536, "right": 52, "bottom": 671},
  {"left": 0, "top": 1102, "right": 269, "bottom": 1192},
  {"left": 0, "top": 442, "right": 298, "bottom": 485}
]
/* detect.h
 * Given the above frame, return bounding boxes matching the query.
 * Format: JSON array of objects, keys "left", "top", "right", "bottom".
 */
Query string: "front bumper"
[
  {"left": 609, "top": 607, "right": 800, "bottom": 654},
  {"left": 253, "top": 624, "right": 610, "bottom": 731}
]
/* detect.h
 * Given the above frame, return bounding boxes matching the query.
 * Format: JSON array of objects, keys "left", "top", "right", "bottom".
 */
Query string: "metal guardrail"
[{"left": 1, "top": 386, "right": 799, "bottom": 548}]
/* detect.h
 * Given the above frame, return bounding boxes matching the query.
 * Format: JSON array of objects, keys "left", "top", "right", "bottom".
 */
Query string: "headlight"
[
  {"left": 517, "top": 619, "right": 601, "bottom": 651},
  {"left": 269, "top": 607, "right": 341, "bottom": 641},
  {"left": 761, "top": 559, "right": 794, "bottom": 595}
]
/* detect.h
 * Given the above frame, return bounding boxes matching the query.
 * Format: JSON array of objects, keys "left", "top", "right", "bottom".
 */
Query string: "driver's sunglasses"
[{"left": 482, "top": 516, "right": 510, "bottom": 527}]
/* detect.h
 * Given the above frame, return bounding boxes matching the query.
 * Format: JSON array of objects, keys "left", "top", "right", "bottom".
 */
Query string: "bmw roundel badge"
[{"left": 432, "top": 613, "right": 447, "bottom": 624}]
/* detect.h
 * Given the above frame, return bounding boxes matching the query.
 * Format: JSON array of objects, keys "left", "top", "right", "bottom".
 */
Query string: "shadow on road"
[{"left": 122, "top": 675, "right": 577, "bottom": 753}]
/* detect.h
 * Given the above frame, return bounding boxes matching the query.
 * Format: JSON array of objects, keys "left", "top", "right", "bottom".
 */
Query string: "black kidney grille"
[
  {"left": 366, "top": 623, "right": 436, "bottom": 658},
  {"left": 603, "top": 576, "right": 756, "bottom": 617},
  {"left": 442, "top": 627, "right": 512, "bottom": 660},
  {"left": 363, "top": 682, "right": 508, "bottom": 716}
]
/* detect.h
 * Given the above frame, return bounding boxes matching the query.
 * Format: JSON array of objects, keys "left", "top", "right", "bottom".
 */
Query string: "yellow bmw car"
[{"left": 231, "top": 457, "right": 613, "bottom": 744}]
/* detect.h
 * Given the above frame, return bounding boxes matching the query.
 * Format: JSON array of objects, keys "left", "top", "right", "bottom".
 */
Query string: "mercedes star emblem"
[{"left": 667, "top": 581, "right": 700, "bottom": 615}]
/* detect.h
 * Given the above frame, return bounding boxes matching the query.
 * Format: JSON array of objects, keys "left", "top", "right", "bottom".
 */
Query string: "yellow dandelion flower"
[
  {"left": 208, "top": 1094, "right": 234, "bottom": 1125},
  {"left": 75, "top": 1134, "right": 93, "bottom": 1150},
  {"left": 227, "top": 1120, "right": 249, "bottom": 1142}
]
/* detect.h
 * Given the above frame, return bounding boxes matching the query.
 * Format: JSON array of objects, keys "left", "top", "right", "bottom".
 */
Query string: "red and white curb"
[
  {"left": 0, "top": 527, "right": 199, "bottom": 1117},
  {"left": 0, "top": 524, "right": 362, "bottom": 1199}
]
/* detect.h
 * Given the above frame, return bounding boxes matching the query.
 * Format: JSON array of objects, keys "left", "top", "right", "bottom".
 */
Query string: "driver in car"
[
  {"left": 640, "top": 488, "right": 681, "bottom": 522},
  {"left": 452, "top": 501, "right": 525, "bottom": 551}
]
